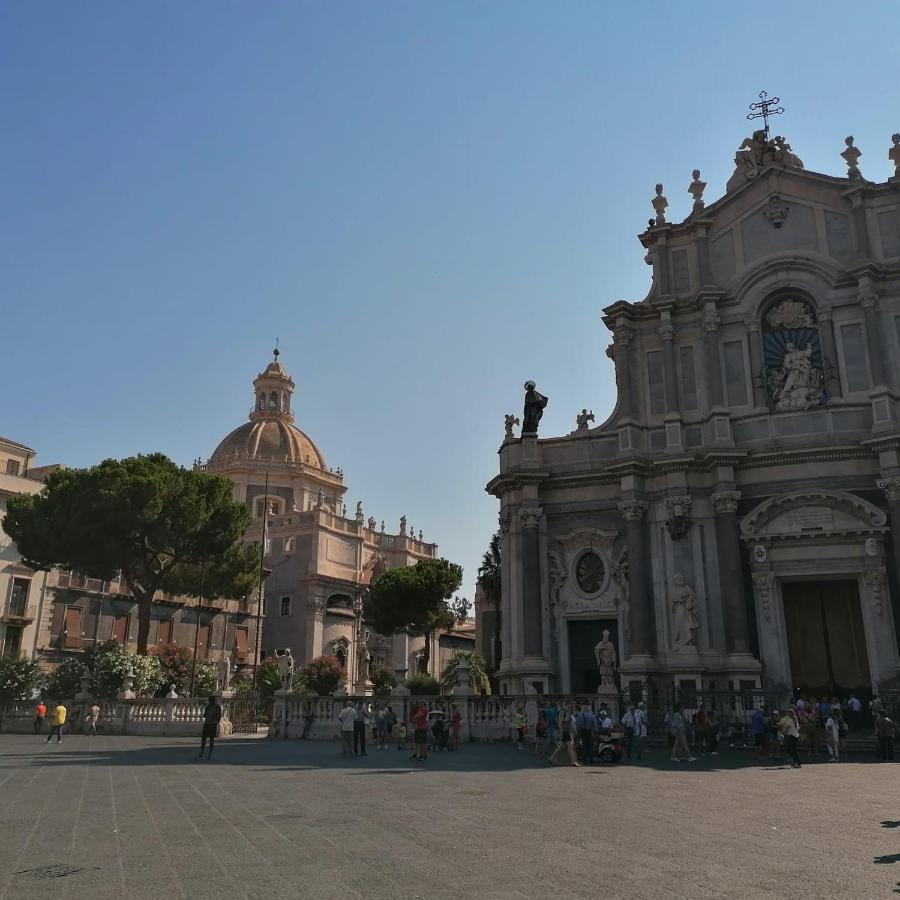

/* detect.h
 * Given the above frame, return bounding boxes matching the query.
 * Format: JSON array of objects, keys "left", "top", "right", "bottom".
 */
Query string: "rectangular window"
[
  {"left": 722, "top": 340, "right": 748, "bottom": 406},
  {"left": 647, "top": 350, "right": 665, "bottom": 415},
  {"left": 840, "top": 322, "right": 869, "bottom": 393},
  {"left": 64, "top": 606, "right": 83, "bottom": 649},
  {"left": 5, "top": 459, "right": 20, "bottom": 476},
  {"left": 9, "top": 578, "right": 29, "bottom": 616},
  {"left": 234, "top": 626, "right": 249, "bottom": 660},
  {"left": 280, "top": 596, "right": 291, "bottom": 616},
  {"left": 156, "top": 619, "right": 173, "bottom": 646},
  {"left": 679, "top": 346, "right": 698, "bottom": 411}
]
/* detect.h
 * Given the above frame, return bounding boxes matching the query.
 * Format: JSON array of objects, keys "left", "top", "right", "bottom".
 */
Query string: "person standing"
[
  {"left": 86, "top": 703, "right": 101, "bottom": 737},
  {"left": 632, "top": 702, "right": 648, "bottom": 761},
  {"left": 693, "top": 706, "right": 708, "bottom": 755},
  {"left": 543, "top": 700, "right": 559, "bottom": 755},
  {"left": 338, "top": 701, "right": 356, "bottom": 757},
  {"left": 533, "top": 710, "right": 547, "bottom": 755},
  {"left": 750, "top": 707, "right": 767, "bottom": 761},
  {"left": 33, "top": 700, "right": 46, "bottom": 735},
  {"left": 450, "top": 704, "right": 462, "bottom": 751},
  {"left": 669, "top": 705, "right": 695, "bottom": 762},
  {"left": 621, "top": 705, "right": 637, "bottom": 760},
  {"left": 846, "top": 694, "right": 862, "bottom": 731},
  {"left": 353, "top": 701, "right": 368, "bottom": 757},
  {"left": 397, "top": 721, "right": 408, "bottom": 751},
  {"left": 548, "top": 704, "right": 581, "bottom": 767},
  {"left": 514, "top": 707, "right": 527, "bottom": 750},
  {"left": 373, "top": 706, "right": 387, "bottom": 750},
  {"left": 824, "top": 711, "right": 840, "bottom": 762},
  {"left": 196, "top": 696, "right": 222, "bottom": 760},
  {"left": 779, "top": 707, "right": 802, "bottom": 768},
  {"left": 45, "top": 701, "right": 66, "bottom": 744},
  {"left": 385, "top": 705, "right": 397, "bottom": 745},
  {"left": 575, "top": 705, "right": 597, "bottom": 765},
  {"left": 411, "top": 703, "right": 429, "bottom": 761},
  {"left": 706, "top": 710, "right": 720, "bottom": 756},
  {"left": 875, "top": 713, "right": 896, "bottom": 761}
]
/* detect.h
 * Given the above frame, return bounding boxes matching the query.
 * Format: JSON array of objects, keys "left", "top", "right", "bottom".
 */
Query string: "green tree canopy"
[
  {"left": 0, "top": 656, "right": 43, "bottom": 704},
  {"left": 3, "top": 453, "right": 260, "bottom": 653},
  {"left": 365, "top": 557, "right": 463, "bottom": 674},
  {"left": 477, "top": 528, "right": 502, "bottom": 601}
]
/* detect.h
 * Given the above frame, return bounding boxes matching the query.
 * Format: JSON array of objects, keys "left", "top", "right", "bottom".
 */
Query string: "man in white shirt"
[
  {"left": 847, "top": 694, "right": 862, "bottom": 731},
  {"left": 632, "top": 703, "right": 648, "bottom": 760},
  {"left": 338, "top": 701, "right": 356, "bottom": 757}
]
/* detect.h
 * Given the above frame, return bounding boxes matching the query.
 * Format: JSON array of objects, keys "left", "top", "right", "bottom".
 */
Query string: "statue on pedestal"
[
  {"left": 216, "top": 656, "right": 231, "bottom": 693},
  {"left": 670, "top": 574, "right": 699, "bottom": 650},
  {"left": 277, "top": 649, "right": 295, "bottom": 692},
  {"left": 504, "top": 414, "right": 520, "bottom": 440},
  {"left": 522, "top": 381, "right": 548, "bottom": 434},
  {"left": 166, "top": 684, "right": 178, "bottom": 699},
  {"left": 594, "top": 630, "right": 618, "bottom": 690}
]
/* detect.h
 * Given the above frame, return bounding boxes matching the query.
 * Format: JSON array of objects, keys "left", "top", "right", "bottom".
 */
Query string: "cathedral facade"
[{"left": 487, "top": 124, "right": 900, "bottom": 700}]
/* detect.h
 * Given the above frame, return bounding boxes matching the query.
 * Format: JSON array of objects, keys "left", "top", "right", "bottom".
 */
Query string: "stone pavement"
[{"left": 0, "top": 733, "right": 897, "bottom": 900}]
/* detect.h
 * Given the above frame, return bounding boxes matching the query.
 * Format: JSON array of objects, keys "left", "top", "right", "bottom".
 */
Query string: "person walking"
[
  {"left": 706, "top": 710, "right": 720, "bottom": 756},
  {"left": 875, "top": 713, "right": 896, "bottom": 761},
  {"left": 543, "top": 700, "right": 559, "bottom": 755},
  {"left": 669, "top": 705, "right": 695, "bottom": 762},
  {"left": 45, "top": 701, "right": 66, "bottom": 744},
  {"left": 846, "top": 694, "right": 862, "bottom": 731},
  {"left": 574, "top": 705, "right": 597, "bottom": 765},
  {"left": 693, "top": 706, "right": 708, "bottom": 755},
  {"left": 533, "top": 710, "right": 548, "bottom": 755},
  {"left": 548, "top": 704, "right": 581, "bottom": 767},
  {"left": 779, "top": 707, "right": 802, "bottom": 768},
  {"left": 195, "top": 696, "right": 221, "bottom": 760},
  {"left": 353, "top": 701, "right": 368, "bottom": 757},
  {"left": 338, "top": 700, "right": 356, "bottom": 756},
  {"left": 86, "top": 702, "right": 101, "bottom": 737},
  {"left": 33, "top": 700, "right": 46, "bottom": 735}
]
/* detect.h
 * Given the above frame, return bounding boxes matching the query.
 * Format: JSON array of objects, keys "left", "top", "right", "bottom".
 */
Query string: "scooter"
[{"left": 596, "top": 732, "right": 623, "bottom": 763}]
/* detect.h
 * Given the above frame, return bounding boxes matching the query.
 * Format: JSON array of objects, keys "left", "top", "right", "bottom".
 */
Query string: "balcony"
[{"left": 2, "top": 603, "right": 36, "bottom": 624}]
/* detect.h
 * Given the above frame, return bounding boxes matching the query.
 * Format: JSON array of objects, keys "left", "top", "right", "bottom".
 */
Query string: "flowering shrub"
[
  {"left": 302, "top": 655, "right": 344, "bottom": 696},
  {"left": 150, "top": 644, "right": 217, "bottom": 696}
]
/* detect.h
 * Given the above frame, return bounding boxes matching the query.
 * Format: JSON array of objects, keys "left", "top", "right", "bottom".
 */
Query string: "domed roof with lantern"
[{"left": 208, "top": 348, "right": 328, "bottom": 470}]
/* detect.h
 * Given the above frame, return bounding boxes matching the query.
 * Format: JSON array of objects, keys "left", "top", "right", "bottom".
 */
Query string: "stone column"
[
  {"left": 745, "top": 321, "right": 766, "bottom": 408},
  {"left": 878, "top": 477, "right": 900, "bottom": 590},
  {"left": 519, "top": 507, "right": 544, "bottom": 657},
  {"left": 817, "top": 309, "right": 842, "bottom": 399},
  {"left": 658, "top": 319, "right": 679, "bottom": 411},
  {"left": 605, "top": 325, "right": 635, "bottom": 418},
  {"left": 860, "top": 287, "right": 886, "bottom": 388},
  {"left": 305, "top": 596, "right": 325, "bottom": 663},
  {"left": 617, "top": 499, "right": 652, "bottom": 655},
  {"left": 703, "top": 310, "right": 724, "bottom": 408},
  {"left": 712, "top": 490, "right": 750, "bottom": 654}
]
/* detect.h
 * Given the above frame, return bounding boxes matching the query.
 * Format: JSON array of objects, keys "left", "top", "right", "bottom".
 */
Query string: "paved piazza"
[{"left": 0, "top": 734, "right": 896, "bottom": 899}]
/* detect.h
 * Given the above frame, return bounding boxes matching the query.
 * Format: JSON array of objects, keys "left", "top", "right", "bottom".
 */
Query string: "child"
[
  {"left": 514, "top": 707, "right": 527, "bottom": 750},
  {"left": 397, "top": 722, "right": 408, "bottom": 751}
]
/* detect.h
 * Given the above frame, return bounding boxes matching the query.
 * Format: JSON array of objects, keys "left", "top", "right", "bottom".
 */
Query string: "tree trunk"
[
  {"left": 420, "top": 630, "right": 431, "bottom": 675},
  {"left": 132, "top": 587, "right": 154, "bottom": 655}
]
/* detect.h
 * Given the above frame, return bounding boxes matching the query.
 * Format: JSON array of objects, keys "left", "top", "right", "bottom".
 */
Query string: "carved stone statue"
[
  {"left": 594, "top": 629, "right": 618, "bottom": 688},
  {"left": 355, "top": 501, "right": 364, "bottom": 522},
  {"left": 841, "top": 135, "right": 862, "bottom": 179},
  {"left": 670, "top": 574, "right": 699, "bottom": 651},
  {"left": 890, "top": 134, "right": 900, "bottom": 177},
  {"left": 504, "top": 414, "right": 520, "bottom": 439},
  {"left": 522, "top": 381, "right": 548, "bottom": 434},
  {"left": 216, "top": 656, "right": 231, "bottom": 693},
  {"left": 651, "top": 184, "right": 668, "bottom": 225},
  {"left": 277, "top": 649, "right": 295, "bottom": 692},
  {"left": 728, "top": 130, "right": 803, "bottom": 191},
  {"left": 399, "top": 515, "right": 407, "bottom": 535},
  {"left": 774, "top": 342, "right": 819, "bottom": 411},
  {"left": 575, "top": 409, "right": 595, "bottom": 431},
  {"left": 765, "top": 298, "right": 814, "bottom": 329},
  {"left": 367, "top": 516, "right": 376, "bottom": 531},
  {"left": 166, "top": 683, "right": 178, "bottom": 699},
  {"left": 688, "top": 169, "right": 706, "bottom": 212},
  {"left": 611, "top": 552, "right": 631, "bottom": 645},
  {"left": 547, "top": 552, "right": 567, "bottom": 609}
]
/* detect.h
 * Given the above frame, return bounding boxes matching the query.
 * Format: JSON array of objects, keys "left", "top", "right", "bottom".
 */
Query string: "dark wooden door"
[
  {"left": 156, "top": 619, "right": 173, "bottom": 646},
  {"left": 63, "top": 607, "right": 82, "bottom": 649},
  {"left": 197, "top": 624, "right": 211, "bottom": 658},
  {"left": 112, "top": 614, "right": 129, "bottom": 644}
]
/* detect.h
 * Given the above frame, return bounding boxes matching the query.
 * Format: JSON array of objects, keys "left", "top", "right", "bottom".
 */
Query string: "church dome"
[
  {"left": 210, "top": 419, "right": 326, "bottom": 468},
  {"left": 207, "top": 349, "right": 327, "bottom": 470}
]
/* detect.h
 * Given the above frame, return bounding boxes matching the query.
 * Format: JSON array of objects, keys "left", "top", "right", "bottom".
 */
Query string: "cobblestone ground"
[{"left": 0, "top": 733, "right": 897, "bottom": 899}]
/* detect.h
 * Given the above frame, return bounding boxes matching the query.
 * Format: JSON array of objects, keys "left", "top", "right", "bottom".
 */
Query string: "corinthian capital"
[
  {"left": 657, "top": 323, "right": 676, "bottom": 342},
  {"left": 614, "top": 326, "right": 634, "bottom": 346},
  {"left": 617, "top": 499, "right": 649, "bottom": 521},
  {"left": 307, "top": 596, "right": 326, "bottom": 618},
  {"left": 878, "top": 477, "right": 900, "bottom": 502},
  {"left": 712, "top": 490, "right": 742, "bottom": 514},
  {"left": 702, "top": 315, "right": 721, "bottom": 333},
  {"left": 519, "top": 507, "right": 543, "bottom": 528}
]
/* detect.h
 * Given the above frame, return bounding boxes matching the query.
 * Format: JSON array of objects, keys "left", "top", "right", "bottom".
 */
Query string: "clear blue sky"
[{"left": 3, "top": 2, "right": 899, "bottom": 603}]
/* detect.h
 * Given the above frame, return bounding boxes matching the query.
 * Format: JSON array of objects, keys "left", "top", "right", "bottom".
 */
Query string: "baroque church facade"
[
  {"left": 487, "top": 122, "right": 900, "bottom": 699},
  {"left": 198, "top": 353, "right": 468, "bottom": 688}
]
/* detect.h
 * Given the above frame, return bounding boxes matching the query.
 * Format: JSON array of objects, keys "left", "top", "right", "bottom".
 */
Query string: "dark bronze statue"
[{"left": 522, "top": 380, "right": 548, "bottom": 434}]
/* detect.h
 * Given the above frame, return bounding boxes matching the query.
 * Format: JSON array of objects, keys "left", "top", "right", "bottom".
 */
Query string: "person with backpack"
[{"left": 875, "top": 713, "right": 896, "bottom": 761}]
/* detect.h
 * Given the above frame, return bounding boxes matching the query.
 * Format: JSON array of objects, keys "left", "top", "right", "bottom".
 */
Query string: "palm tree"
[
  {"left": 477, "top": 529, "right": 501, "bottom": 600},
  {"left": 440, "top": 650, "right": 491, "bottom": 696}
]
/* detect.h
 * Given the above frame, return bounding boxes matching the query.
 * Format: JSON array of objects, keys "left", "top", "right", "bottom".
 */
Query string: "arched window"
[
  {"left": 762, "top": 294, "right": 826, "bottom": 411},
  {"left": 269, "top": 391, "right": 278, "bottom": 409},
  {"left": 257, "top": 393, "right": 265, "bottom": 410}
]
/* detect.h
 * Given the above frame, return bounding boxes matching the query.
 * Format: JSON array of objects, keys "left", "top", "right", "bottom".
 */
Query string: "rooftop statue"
[
  {"left": 727, "top": 129, "right": 804, "bottom": 192},
  {"left": 522, "top": 381, "right": 548, "bottom": 434}
]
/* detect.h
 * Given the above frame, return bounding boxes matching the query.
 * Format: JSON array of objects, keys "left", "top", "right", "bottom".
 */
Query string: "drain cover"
[{"left": 15, "top": 865, "right": 98, "bottom": 879}]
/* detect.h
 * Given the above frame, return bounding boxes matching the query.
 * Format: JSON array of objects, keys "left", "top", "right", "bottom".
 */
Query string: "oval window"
[{"left": 576, "top": 552, "right": 605, "bottom": 594}]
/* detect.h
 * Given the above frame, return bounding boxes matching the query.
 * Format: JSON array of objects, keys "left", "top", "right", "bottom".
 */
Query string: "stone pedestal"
[
  {"left": 117, "top": 671, "right": 135, "bottom": 701},
  {"left": 271, "top": 689, "right": 292, "bottom": 739}
]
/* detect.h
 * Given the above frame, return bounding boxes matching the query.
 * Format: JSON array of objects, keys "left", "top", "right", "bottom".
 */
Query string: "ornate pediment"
[{"left": 740, "top": 491, "right": 887, "bottom": 540}]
